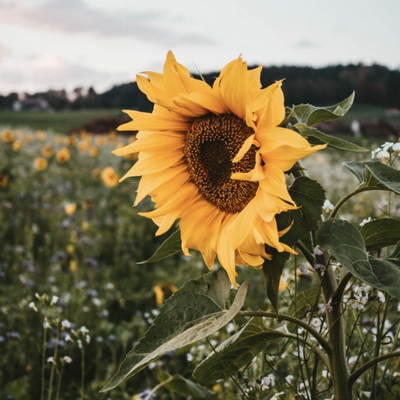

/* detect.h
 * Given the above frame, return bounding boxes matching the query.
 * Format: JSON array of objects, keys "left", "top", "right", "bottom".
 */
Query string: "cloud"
[
  {"left": 0, "top": 0, "right": 214, "bottom": 46},
  {"left": 0, "top": 42, "right": 11, "bottom": 63},
  {"left": 294, "top": 39, "right": 322, "bottom": 49},
  {"left": 0, "top": 54, "right": 127, "bottom": 94}
]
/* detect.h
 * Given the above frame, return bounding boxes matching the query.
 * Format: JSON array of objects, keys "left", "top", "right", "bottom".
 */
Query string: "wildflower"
[
  {"left": 79, "top": 326, "right": 89, "bottom": 334},
  {"left": 89, "top": 146, "right": 98, "bottom": 157},
  {"left": 77, "top": 141, "right": 88, "bottom": 152},
  {"left": 377, "top": 291, "right": 386, "bottom": 303},
  {"left": 91, "top": 168, "right": 101, "bottom": 178},
  {"left": 314, "top": 245, "right": 324, "bottom": 256},
  {"left": 64, "top": 203, "right": 77, "bottom": 215},
  {"left": 77, "top": 339, "right": 82, "bottom": 349},
  {"left": 2, "top": 130, "right": 14, "bottom": 142},
  {"left": 86, "top": 334, "right": 90, "bottom": 344},
  {"left": 63, "top": 356, "right": 72, "bottom": 363},
  {"left": 271, "top": 393, "right": 285, "bottom": 400},
  {"left": 29, "top": 302, "right": 38, "bottom": 311},
  {"left": 56, "top": 148, "right": 70, "bottom": 163},
  {"left": 66, "top": 136, "right": 77, "bottom": 146},
  {"left": 51, "top": 295, "right": 59, "bottom": 305},
  {"left": 261, "top": 373, "right": 275, "bottom": 389},
  {"left": 323, "top": 199, "right": 334, "bottom": 212},
  {"left": 12, "top": 140, "right": 20, "bottom": 151},
  {"left": 37, "top": 131, "right": 46, "bottom": 141},
  {"left": 43, "top": 321, "right": 51, "bottom": 329},
  {"left": 47, "top": 357, "right": 55, "bottom": 363},
  {"left": 42, "top": 144, "right": 54, "bottom": 157},
  {"left": 114, "top": 51, "right": 326, "bottom": 287},
  {"left": 0, "top": 173, "right": 9, "bottom": 187},
  {"left": 393, "top": 143, "right": 400, "bottom": 152},
  {"left": 34, "top": 157, "right": 48, "bottom": 171},
  {"left": 359, "top": 217, "right": 372, "bottom": 227},
  {"left": 299, "top": 263, "right": 310, "bottom": 274},
  {"left": 101, "top": 166, "right": 119, "bottom": 188},
  {"left": 64, "top": 334, "right": 73, "bottom": 342},
  {"left": 152, "top": 284, "right": 164, "bottom": 305}
]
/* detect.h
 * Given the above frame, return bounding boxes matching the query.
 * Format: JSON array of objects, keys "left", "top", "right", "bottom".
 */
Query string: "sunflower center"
[{"left": 184, "top": 114, "right": 259, "bottom": 214}]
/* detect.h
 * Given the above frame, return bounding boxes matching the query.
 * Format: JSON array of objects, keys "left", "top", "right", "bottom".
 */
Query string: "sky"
[{"left": 0, "top": 0, "right": 399, "bottom": 95}]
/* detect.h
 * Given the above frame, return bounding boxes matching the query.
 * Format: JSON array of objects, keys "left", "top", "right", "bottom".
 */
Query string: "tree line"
[{"left": 1, "top": 63, "right": 400, "bottom": 112}]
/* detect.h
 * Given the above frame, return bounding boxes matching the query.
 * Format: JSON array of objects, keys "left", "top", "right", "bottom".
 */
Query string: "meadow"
[{"left": 1, "top": 115, "right": 399, "bottom": 399}]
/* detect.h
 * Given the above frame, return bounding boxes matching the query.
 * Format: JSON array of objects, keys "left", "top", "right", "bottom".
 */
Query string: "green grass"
[{"left": 0, "top": 109, "right": 122, "bottom": 134}]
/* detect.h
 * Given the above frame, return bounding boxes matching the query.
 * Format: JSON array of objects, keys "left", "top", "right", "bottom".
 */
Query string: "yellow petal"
[{"left": 232, "top": 134, "right": 255, "bottom": 163}]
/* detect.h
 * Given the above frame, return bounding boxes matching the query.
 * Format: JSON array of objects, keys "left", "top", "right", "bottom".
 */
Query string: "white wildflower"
[
  {"left": 47, "top": 357, "right": 54, "bottom": 363},
  {"left": 323, "top": 199, "right": 334, "bottom": 212},
  {"left": 393, "top": 143, "right": 400, "bottom": 152},
  {"left": 377, "top": 291, "right": 386, "bottom": 303},
  {"left": 360, "top": 217, "right": 372, "bottom": 227},
  {"left": 43, "top": 321, "right": 51, "bottom": 329},
  {"left": 86, "top": 334, "right": 90, "bottom": 344},
  {"left": 51, "top": 295, "right": 59, "bottom": 305},
  {"left": 29, "top": 302, "right": 38, "bottom": 312},
  {"left": 79, "top": 326, "right": 89, "bottom": 334},
  {"left": 63, "top": 356, "right": 72, "bottom": 363},
  {"left": 77, "top": 339, "right": 82, "bottom": 349},
  {"left": 61, "top": 319, "right": 71, "bottom": 328}
]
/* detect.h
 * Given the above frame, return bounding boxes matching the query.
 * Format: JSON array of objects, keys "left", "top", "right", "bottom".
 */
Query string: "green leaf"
[
  {"left": 100, "top": 271, "right": 248, "bottom": 392},
  {"left": 193, "top": 317, "right": 286, "bottom": 386},
  {"left": 360, "top": 218, "right": 400, "bottom": 251},
  {"left": 157, "top": 372, "right": 216, "bottom": 398},
  {"left": 344, "top": 161, "right": 400, "bottom": 195},
  {"left": 263, "top": 177, "right": 325, "bottom": 310},
  {"left": 137, "top": 229, "right": 182, "bottom": 264},
  {"left": 290, "top": 92, "right": 354, "bottom": 126},
  {"left": 293, "top": 123, "right": 368, "bottom": 152},
  {"left": 316, "top": 219, "right": 400, "bottom": 300},
  {"left": 286, "top": 288, "right": 321, "bottom": 333},
  {"left": 262, "top": 252, "right": 290, "bottom": 313}
]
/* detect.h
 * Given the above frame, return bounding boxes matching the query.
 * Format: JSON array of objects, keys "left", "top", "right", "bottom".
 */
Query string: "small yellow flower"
[
  {"left": 42, "top": 144, "right": 54, "bottom": 158},
  {"left": 153, "top": 285, "right": 164, "bottom": 305},
  {"left": 0, "top": 173, "right": 9, "bottom": 187},
  {"left": 2, "top": 130, "right": 14, "bottom": 142},
  {"left": 56, "top": 148, "right": 70, "bottom": 163},
  {"left": 78, "top": 141, "right": 88, "bottom": 152},
  {"left": 26, "top": 133, "right": 34, "bottom": 142},
  {"left": 64, "top": 203, "right": 77, "bottom": 215},
  {"left": 69, "top": 260, "right": 77, "bottom": 272},
  {"left": 66, "top": 135, "right": 77, "bottom": 146},
  {"left": 91, "top": 168, "right": 101, "bottom": 178},
  {"left": 12, "top": 140, "right": 21, "bottom": 151},
  {"left": 95, "top": 136, "right": 106, "bottom": 146},
  {"left": 36, "top": 130, "right": 46, "bottom": 142},
  {"left": 67, "top": 244, "right": 74, "bottom": 254},
  {"left": 101, "top": 167, "right": 119, "bottom": 188},
  {"left": 82, "top": 221, "right": 90, "bottom": 231},
  {"left": 82, "top": 199, "right": 94, "bottom": 209},
  {"left": 89, "top": 146, "right": 98, "bottom": 157},
  {"left": 34, "top": 157, "right": 48, "bottom": 171}
]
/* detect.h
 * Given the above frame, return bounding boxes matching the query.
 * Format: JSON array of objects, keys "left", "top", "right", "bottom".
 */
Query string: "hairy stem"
[
  {"left": 236, "top": 311, "right": 331, "bottom": 355},
  {"left": 348, "top": 351, "right": 400, "bottom": 388},
  {"left": 329, "top": 187, "right": 376, "bottom": 219}
]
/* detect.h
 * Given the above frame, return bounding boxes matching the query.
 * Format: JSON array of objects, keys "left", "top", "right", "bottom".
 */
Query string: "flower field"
[{"left": 1, "top": 125, "right": 400, "bottom": 400}]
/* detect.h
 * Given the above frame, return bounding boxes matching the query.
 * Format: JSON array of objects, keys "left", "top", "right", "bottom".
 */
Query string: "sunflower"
[
  {"left": 101, "top": 167, "right": 119, "bottom": 188},
  {"left": 114, "top": 52, "right": 326, "bottom": 287},
  {"left": 56, "top": 148, "right": 70, "bottom": 163},
  {"left": 34, "top": 157, "right": 48, "bottom": 171}
]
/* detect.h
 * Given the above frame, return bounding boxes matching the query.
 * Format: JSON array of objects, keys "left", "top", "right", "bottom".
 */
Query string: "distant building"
[{"left": 13, "top": 98, "right": 49, "bottom": 112}]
